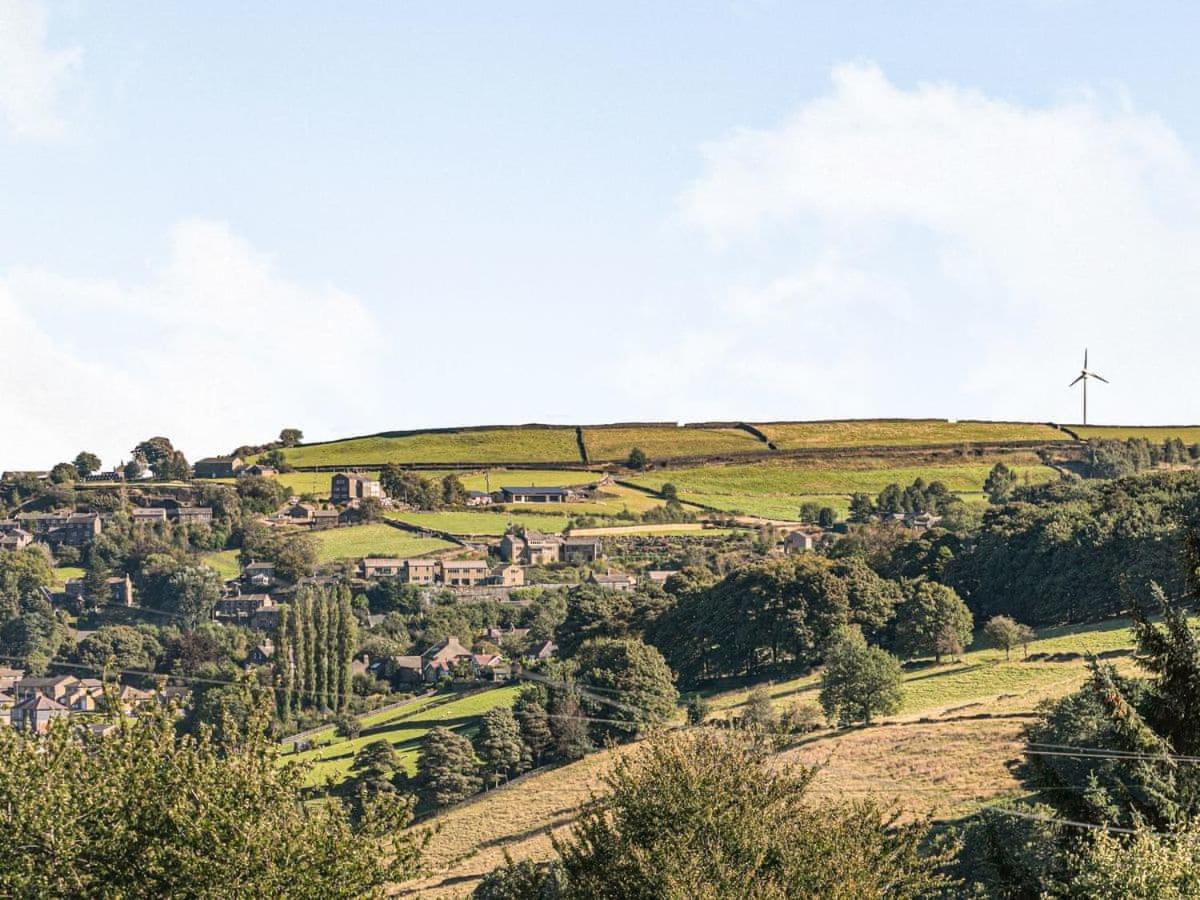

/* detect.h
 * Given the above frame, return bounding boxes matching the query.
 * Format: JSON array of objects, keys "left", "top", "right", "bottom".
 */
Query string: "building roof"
[
  {"left": 362, "top": 557, "right": 405, "bottom": 567},
  {"left": 501, "top": 486, "right": 568, "bottom": 496},
  {"left": 442, "top": 559, "right": 489, "bottom": 569},
  {"left": 422, "top": 636, "right": 472, "bottom": 663},
  {"left": 563, "top": 535, "right": 602, "bottom": 546},
  {"left": 195, "top": 456, "right": 242, "bottom": 465},
  {"left": 12, "top": 693, "right": 67, "bottom": 712}
]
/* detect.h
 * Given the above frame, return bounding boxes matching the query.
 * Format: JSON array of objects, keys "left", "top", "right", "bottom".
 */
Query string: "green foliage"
[
  {"left": 165, "top": 563, "right": 224, "bottom": 628},
  {"left": 49, "top": 462, "right": 78, "bottom": 484},
  {"left": 514, "top": 691, "right": 554, "bottom": 766},
  {"left": 133, "top": 435, "right": 191, "bottom": 480},
  {"left": 1069, "top": 825, "right": 1200, "bottom": 898},
  {"left": 626, "top": 446, "right": 648, "bottom": 470},
  {"left": 73, "top": 451, "right": 101, "bottom": 477},
  {"left": 483, "top": 730, "right": 957, "bottom": 898},
  {"left": 819, "top": 626, "right": 903, "bottom": 726},
  {"left": 475, "top": 707, "right": 526, "bottom": 787},
  {"left": 0, "top": 703, "right": 423, "bottom": 896},
  {"left": 572, "top": 637, "right": 678, "bottom": 738},
  {"left": 419, "top": 726, "right": 482, "bottom": 807},
  {"left": 894, "top": 581, "right": 973, "bottom": 663},
  {"left": 983, "top": 614, "right": 1034, "bottom": 660},
  {"left": 0, "top": 547, "right": 54, "bottom": 620},
  {"left": 279, "top": 427, "right": 304, "bottom": 447},
  {"left": 984, "top": 461, "right": 1019, "bottom": 503},
  {"left": 685, "top": 693, "right": 709, "bottom": 725},
  {"left": 741, "top": 685, "right": 776, "bottom": 733},
  {"left": 74, "top": 625, "right": 162, "bottom": 671}
]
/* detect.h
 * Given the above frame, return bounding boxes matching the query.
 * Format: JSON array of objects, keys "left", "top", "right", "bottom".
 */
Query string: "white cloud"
[
  {"left": 651, "top": 64, "right": 1200, "bottom": 425},
  {"left": 0, "top": 0, "right": 80, "bottom": 139},
  {"left": 0, "top": 220, "right": 383, "bottom": 468}
]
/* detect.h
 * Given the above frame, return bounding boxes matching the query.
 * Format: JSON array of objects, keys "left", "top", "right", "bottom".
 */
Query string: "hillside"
[
  {"left": 393, "top": 616, "right": 1142, "bottom": 898},
  {"left": 264, "top": 418, "right": 1075, "bottom": 470}
]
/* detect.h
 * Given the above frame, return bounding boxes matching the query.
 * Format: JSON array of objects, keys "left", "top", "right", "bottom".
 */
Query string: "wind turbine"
[{"left": 1068, "top": 349, "right": 1109, "bottom": 425}]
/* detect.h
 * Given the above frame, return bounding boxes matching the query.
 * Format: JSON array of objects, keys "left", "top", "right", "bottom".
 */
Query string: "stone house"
[
  {"left": 562, "top": 536, "right": 603, "bottom": 564},
  {"left": 193, "top": 456, "right": 245, "bottom": 479},
  {"left": 331, "top": 472, "right": 383, "bottom": 504},
  {"left": 439, "top": 559, "right": 490, "bottom": 587}
]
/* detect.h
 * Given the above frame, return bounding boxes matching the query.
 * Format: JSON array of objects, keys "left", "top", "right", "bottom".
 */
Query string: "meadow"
[
  {"left": 626, "top": 455, "right": 1056, "bottom": 519},
  {"left": 754, "top": 419, "right": 1067, "bottom": 450},
  {"left": 292, "top": 685, "right": 522, "bottom": 787},
  {"left": 273, "top": 428, "right": 582, "bottom": 467},
  {"left": 1071, "top": 424, "right": 1200, "bottom": 443},
  {"left": 385, "top": 510, "right": 571, "bottom": 536},
  {"left": 201, "top": 549, "right": 241, "bottom": 580},
  {"left": 449, "top": 469, "right": 600, "bottom": 491},
  {"left": 394, "top": 615, "right": 1142, "bottom": 897},
  {"left": 309, "top": 524, "right": 455, "bottom": 563},
  {"left": 580, "top": 425, "right": 766, "bottom": 461}
]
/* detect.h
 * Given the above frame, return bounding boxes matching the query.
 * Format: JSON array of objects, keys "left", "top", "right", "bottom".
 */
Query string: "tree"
[
  {"left": 984, "top": 462, "right": 1019, "bottom": 504},
  {"left": 123, "top": 456, "right": 146, "bottom": 481},
  {"left": 73, "top": 452, "right": 102, "bottom": 477},
  {"left": 351, "top": 739, "right": 400, "bottom": 793},
  {"left": 475, "top": 707, "right": 526, "bottom": 788},
  {"left": 895, "top": 581, "right": 973, "bottom": 663},
  {"left": 333, "top": 712, "right": 361, "bottom": 739},
  {"left": 659, "top": 482, "right": 678, "bottom": 501},
  {"left": 279, "top": 428, "right": 304, "bottom": 447},
  {"left": 848, "top": 492, "right": 875, "bottom": 523},
  {"left": 75, "top": 625, "right": 162, "bottom": 672},
  {"left": 984, "top": 615, "right": 1029, "bottom": 661},
  {"left": 49, "top": 462, "right": 78, "bottom": 485},
  {"left": 741, "top": 685, "right": 776, "bottom": 733},
  {"left": 572, "top": 637, "right": 678, "bottom": 739},
  {"left": 419, "top": 727, "right": 482, "bottom": 806},
  {"left": 685, "top": 693, "right": 709, "bottom": 725},
  {"left": 514, "top": 692, "right": 554, "bottom": 766},
  {"left": 165, "top": 564, "right": 224, "bottom": 628},
  {"left": 1068, "top": 825, "right": 1200, "bottom": 898},
  {"left": 441, "top": 474, "right": 468, "bottom": 506},
  {"left": 548, "top": 693, "right": 593, "bottom": 761},
  {"left": 133, "top": 436, "right": 190, "bottom": 480},
  {"left": 0, "top": 701, "right": 422, "bottom": 895},
  {"left": 626, "top": 447, "right": 648, "bottom": 470},
  {"left": 817, "top": 506, "right": 837, "bottom": 528},
  {"left": 481, "top": 731, "right": 955, "bottom": 897},
  {"left": 819, "top": 627, "right": 903, "bottom": 726}
]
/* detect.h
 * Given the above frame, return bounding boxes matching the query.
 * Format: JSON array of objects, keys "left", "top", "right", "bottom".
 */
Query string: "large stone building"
[{"left": 331, "top": 472, "right": 383, "bottom": 504}]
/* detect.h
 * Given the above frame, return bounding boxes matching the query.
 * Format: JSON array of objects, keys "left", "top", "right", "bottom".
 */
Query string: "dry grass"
[
  {"left": 1071, "top": 425, "right": 1200, "bottom": 443},
  {"left": 755, "top": 420, "right": 1067, "bottom": 450},
  {"left": 581, "top": 425, "right": 765, "bottom": 461},
  {"left": 276, "top": 429, "right": 582, "bottom": 467}
]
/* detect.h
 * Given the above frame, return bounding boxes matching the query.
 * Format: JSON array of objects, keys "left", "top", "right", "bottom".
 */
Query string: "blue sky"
[{"left": 3, "top": 1, "right": 1200, "bottom": 467}]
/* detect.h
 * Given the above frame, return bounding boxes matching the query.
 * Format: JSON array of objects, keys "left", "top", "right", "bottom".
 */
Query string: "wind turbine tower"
[{"left": 1068, "top": 349, "right": 1109, "bottom": 425}]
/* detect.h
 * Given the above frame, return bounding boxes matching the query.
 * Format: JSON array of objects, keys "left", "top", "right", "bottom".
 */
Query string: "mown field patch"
[
  {"left": 1070, "top": 424, "right": 1200, "bottom": 443},
  {"left": 310, "top": 524, "right": 455, "bottom": 564},
  {"left": 275, "top": 428, "right": 582, "bottom": 467},
  {"left": 754, "top": 420, "right": 1067, "bottom": 450},
  {"left": 581, "top": 425, "right": 766, "bottom": 462},
  {"left": 386, "top": 510, "right": 571, "bottom": 536}
]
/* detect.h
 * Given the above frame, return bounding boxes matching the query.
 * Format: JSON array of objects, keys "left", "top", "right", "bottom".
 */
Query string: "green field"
[
  {"left": 274, "top": 428, "right": 581, "bottom": 467},
  {"left": 449, "top": 469, "right": 601, "bottom": 491},
  {"left": 581, "top": 425, "right": 766, "bottom": 462},
  {"left": 1071, "top": 425, "right": 1200, "bottom": 443},
  {"left": 292, "top": 686, "right": 522, "bottom": 786},
  {"left": 754, "top": 419, "right": 1067, "bottom": 451},
  {"left": 52, "top": 566, "right": 86, "bottom": 587},
  {"left": 311, "top": 524, "right": 455, "bottom": 563},
  {"left": 201, "top": 550, "right": 241, "bottom": 580},
  {"left": 628, "top": 455, "right": 1058, "bottom": 519},
  {"left": 386, "top": 510, "right": 571, "bottom": 536}
]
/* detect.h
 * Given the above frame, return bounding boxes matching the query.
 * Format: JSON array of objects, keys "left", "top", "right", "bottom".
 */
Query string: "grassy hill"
[
  {"left": 754, "top": 419, "right": 1068, "bottom": 450},
  {"left": 394, "top": 615, "right": 1141, "bottom": 898},
  {"left": 273, "top": 428, "right": 582, "bottom": 467},
  {"left": 1070, "top": 424, "right": 1200, "bottom": 442},
  {"left": 292, "top": 686, "right": 522, "bottom": 788},
  {"left": 385, "top": 510, "right": 572, "bottom": 537},
  {"left": 580, "top": 425, "right": 765, "bottom": 461},
  {"left": 627, "top": 452, "right": 1058, "bottom": 519},
  {"left": 310, "top": 524, "right": 456, "bottom": 564}
]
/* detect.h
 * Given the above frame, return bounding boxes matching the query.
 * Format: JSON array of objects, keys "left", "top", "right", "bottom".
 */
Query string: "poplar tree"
[{"left": 312, "top": 592, "right": 328, "bottom": 710}]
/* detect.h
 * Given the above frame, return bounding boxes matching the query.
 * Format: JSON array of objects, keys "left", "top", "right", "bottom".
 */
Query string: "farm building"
[
  {"left": 440, "top": 559, "right": 490, "bottom": 587},
  {"left": 499, "top": 530, "right": 562, "bottom": 565},
  {"left": 562, "top": 536, "right": 603, "bottom": 563},
  {"left": 500, "top": 486, "right": 569, "bottom": 504},
  {"left": 193, "top": 456, "right": 245, "bottom": 478},
  {"left": 331, "top": 472, "right": 383, "bottom": 504},
  {"left": 590, "top": 571, "right": 638, "bottom": 593}
]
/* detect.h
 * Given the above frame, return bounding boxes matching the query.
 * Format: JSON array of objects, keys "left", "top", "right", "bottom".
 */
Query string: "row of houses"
[
  {"left": 373, "top": 634, "right": 558, "bottom": 686},
  {"left": 498, "top": 531, "right": 603, "bottom": 565},
  {"left": 0, "top": 668, "right": 173, "bottom": 734},
  {"left": 359, "top": 557, "right": 526, "bottom": 588},
  {"left": 0, "top": 504, "right": 216, "bottom": 553}
]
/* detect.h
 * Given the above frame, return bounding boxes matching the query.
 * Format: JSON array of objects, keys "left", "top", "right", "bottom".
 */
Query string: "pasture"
[
  {"left": 1071, "top": 424, "right": 1200, "bottom": 443},
  {"left": 200, "top": 550, "right": 241, "bottom": 580},
  {"left": 394, "top": 615, "right": 1143, "bottom": 897},
  {"left": 754, "top": 419, "right": 1067, "bottom": 450},
  {"left": 310, "top": 524, "right": 455, "bottom": 563},
  {"left": 386, "top": 510, "right": 570, "bottom": 536},
  {"left": 292, "top": 686, "right": 522, "bottom": 787},
  {"left": 627, "top": 454, "right": 1057, "bottom": 519},
  {"left": 272, "top": 428, "right": 581, "bottom": 467},
  {"left": 580, "top": 425, "right": 766, "bottom": 461}
]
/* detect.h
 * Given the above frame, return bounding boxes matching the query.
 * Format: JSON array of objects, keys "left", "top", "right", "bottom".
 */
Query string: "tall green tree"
[
  {"left": 475, "top": 708, "right": 526, "bottom": 788},
  {"left": 419, "top": 727, "right": 482, "bottom": 807},
  {"left": 572, "top": 637, "right": 678, "bottom": 739},
  {"left": 894, "top": 581, "right": 973, "bottom": 663},
  {"left": 73, "top": 451, "right": 102, "bottom": 477},
  {"left": 819, "top": 626, "right": 903, "bottom": 726}
]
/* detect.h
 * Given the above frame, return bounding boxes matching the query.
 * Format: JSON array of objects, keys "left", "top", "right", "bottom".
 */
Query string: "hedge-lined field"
[
  {"left": 293, "top": 686, "right": 522, "bottom": 786},
  {"left": 1071, "top": 425, "right": 1200, "bottom": 443},
  {"left": 386, "top": 510, "right": 571, "bottom": 536},
  {"left": 754, "top": 419, "right": 1067, "bottom": 450},
  {"left": 628, "top": 455, "right": 1057, "bottom": 519},
  {"left": 310, "top": 524, "right": 455, "bottom": 563},
  {"left": 581, "top": 425, "right": 766, "bottom": 461},
  {"left": 273, "top": 428, "right": 582, "bottom": 467}
]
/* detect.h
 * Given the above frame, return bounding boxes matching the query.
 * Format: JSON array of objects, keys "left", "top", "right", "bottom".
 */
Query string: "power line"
[{"left": 986, "top": 806, "right": 1165, "bottom": 838}]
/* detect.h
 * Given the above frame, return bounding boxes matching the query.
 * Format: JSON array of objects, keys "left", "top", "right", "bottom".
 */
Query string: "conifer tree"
[
  {"left": 475, "top": 708, "right": 525, "bottom": 788},
  {"left": 419, "top": 727, "right": 482, "bottom": 806}
]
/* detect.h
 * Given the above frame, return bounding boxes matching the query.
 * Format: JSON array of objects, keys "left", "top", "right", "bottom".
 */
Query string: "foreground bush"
[
  {"left": 0, "top": 703, "right": 423, "bottom": 898},
  {"left": 475, "top": 730, "right": 956, "bottom": 898}
]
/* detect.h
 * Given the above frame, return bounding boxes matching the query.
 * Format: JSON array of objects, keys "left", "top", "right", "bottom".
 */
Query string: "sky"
[{"left": 3, "top": 1, "right": 1200, "bottom": 468}]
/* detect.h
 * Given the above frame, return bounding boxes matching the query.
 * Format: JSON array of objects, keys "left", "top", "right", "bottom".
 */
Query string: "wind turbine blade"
[
  {"left": 1069, "top": 374, "right": 1085, "bottom": 387},
  {"left": 1084, "top": 348, "right": 1088, "bottom": 368},
  {"left": 1091, "top": 373, "right": 1109, "bottom": 384}
]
